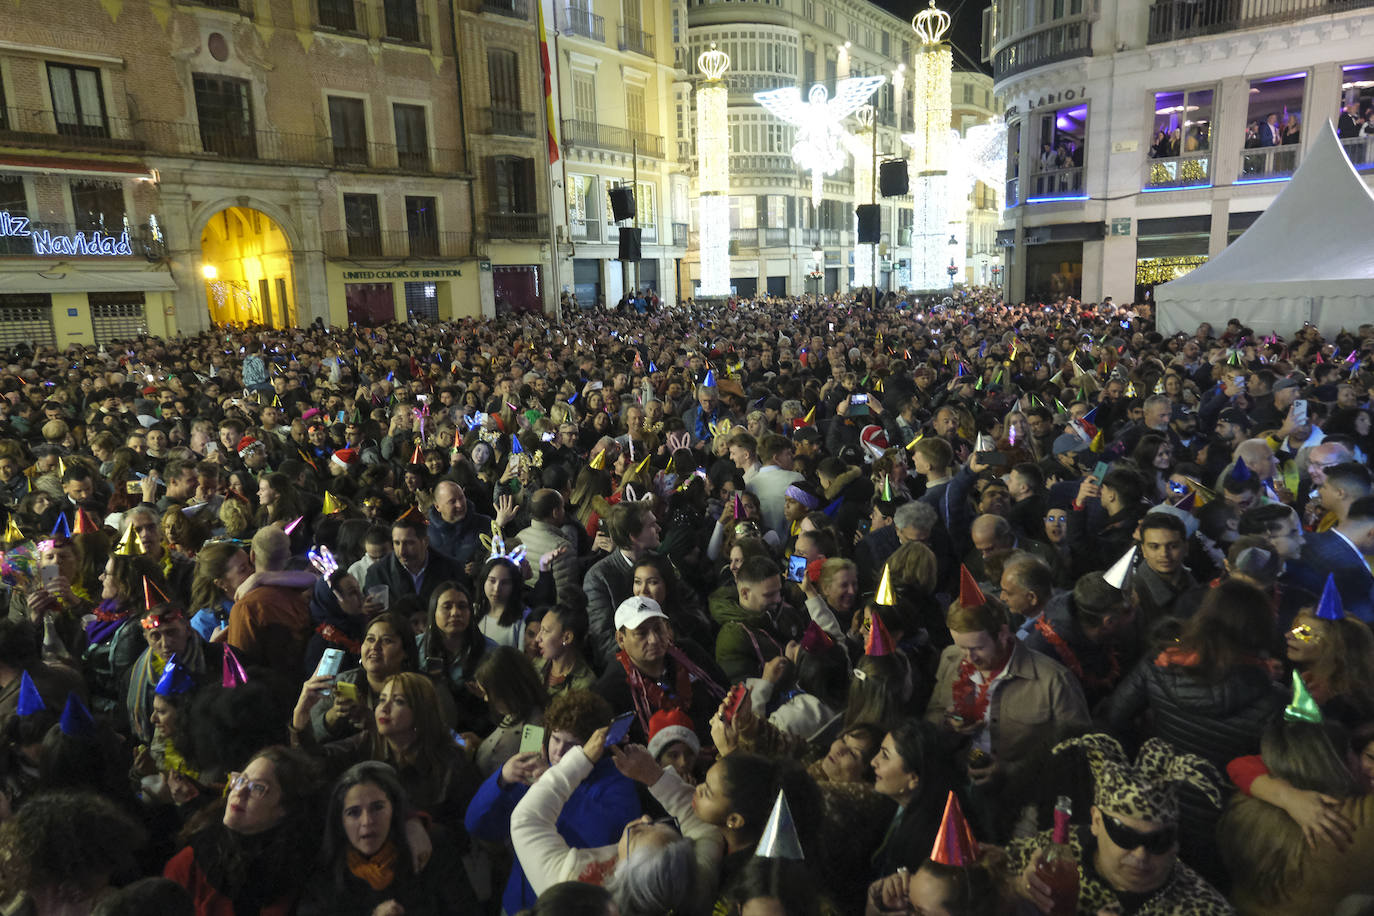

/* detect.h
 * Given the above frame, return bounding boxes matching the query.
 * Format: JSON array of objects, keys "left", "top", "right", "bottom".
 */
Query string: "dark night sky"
[{"left": 872, "top": 0, "right": 991, "bottom": 75}]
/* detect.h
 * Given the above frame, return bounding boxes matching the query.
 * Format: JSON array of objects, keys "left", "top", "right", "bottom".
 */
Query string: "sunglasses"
[
  {"left": 1102, "top": 813, "right": 1176, "bottom": 855},
  {"left": 1289, "top": 623, "right": 1320, "bottom": 643}
]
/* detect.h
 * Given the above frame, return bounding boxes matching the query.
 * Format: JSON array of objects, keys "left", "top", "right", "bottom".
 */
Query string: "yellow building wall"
[
  {"left": 324, "top": 263, "right": 482, "bottom": 324},
  {"left": 50, "top": 294, "right": 93, "bottom": 347},
  {"left": 201, "top": 207, "right": 296, "bottom": 328}
]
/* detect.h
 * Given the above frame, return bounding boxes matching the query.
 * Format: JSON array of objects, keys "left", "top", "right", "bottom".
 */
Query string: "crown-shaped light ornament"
[
  {"left": 912, "top": 0, "right": 951, "bottom": 45},
  {"left": 855, "top": 104, "right": 875, "bottom": 131},
  {"left": 697, "top": 42, "right": 730, "bottom": 82}
]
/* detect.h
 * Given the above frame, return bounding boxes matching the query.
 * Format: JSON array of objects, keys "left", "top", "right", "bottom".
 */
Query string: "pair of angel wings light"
[{"left": 754, "top": 76, "right": 885, "bottom": 207}]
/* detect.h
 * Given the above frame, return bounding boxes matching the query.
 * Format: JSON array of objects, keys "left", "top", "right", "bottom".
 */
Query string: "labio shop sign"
[{"left": 0, "top": 211, "right": 134, "bottom": 257}]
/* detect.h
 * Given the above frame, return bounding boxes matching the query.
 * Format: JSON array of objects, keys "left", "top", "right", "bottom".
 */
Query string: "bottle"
[{"left": 1034, "top": 795, "right": 1079, "bottom": 916}]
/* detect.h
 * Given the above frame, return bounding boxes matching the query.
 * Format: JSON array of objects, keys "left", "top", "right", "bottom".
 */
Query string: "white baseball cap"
[{"left": 615, "top": 596, "right": 669, "bottom": 631}]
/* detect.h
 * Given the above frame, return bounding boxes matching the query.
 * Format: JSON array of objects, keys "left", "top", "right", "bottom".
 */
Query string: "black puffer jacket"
[{"left": 1101, "top": 655, "right": 1284, "bottom": 889}]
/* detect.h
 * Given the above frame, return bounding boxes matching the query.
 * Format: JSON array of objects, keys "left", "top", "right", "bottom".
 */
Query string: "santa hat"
[
  {"left": 331, "top": 448, "right": 358, "bottom": 469},
  {"left": 647, "top": 708, "right": 701, "bottom": 760},
  {"left": 237, "top": 436, "right": 264, "bottom": 458},
  {"left": 859, "top": 424, "right": 889, "bottom": 460}
]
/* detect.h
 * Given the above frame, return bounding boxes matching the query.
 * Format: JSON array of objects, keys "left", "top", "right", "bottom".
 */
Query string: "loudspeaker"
[
  {"left": 618, "top": 227, "right": 642, "bottom": 261},
  {"left": 879, "top": 159, "right": 909, "bottom": 197},
  {"left": 856, "top": 205, "right": 881, "bottom": 244},
  {"left": 609, "top": 186, "right": 636, "bottom": 222}
]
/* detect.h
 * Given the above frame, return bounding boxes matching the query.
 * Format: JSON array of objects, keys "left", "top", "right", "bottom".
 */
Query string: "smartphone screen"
[
  {"left": 519, "top": 724, "right": 546, "bottom": 755},
  {"left": 786, "top": 554, "right": 807, "bottom": 583},
  {"left": 1291, "top": 399, "right": 1308, "bottom": 426},
  {"left": 315, "top": 648, "right": 344, "bottom": 696},
  {"left": 1093, "top": 461, "right": 1110, "bottom": 484},
  {"left": 604, "top": 711, "right": 636, "bottom": 747}
]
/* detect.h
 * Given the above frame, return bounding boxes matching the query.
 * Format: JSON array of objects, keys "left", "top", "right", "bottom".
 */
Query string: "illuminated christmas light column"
[
  {"left": 906, "top": 1, "right": 953, "bottom": 290},
  {"left": 850, "top": 106, "right": 877, "bottom": 291},
  {"left": 696, "top": 43, "right": 732, "bottom": 297}
]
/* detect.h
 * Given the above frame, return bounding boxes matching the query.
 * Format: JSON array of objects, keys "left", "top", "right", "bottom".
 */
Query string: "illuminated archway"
[{"left": 199, "top": 206, "right": 297, "bottom": 328}]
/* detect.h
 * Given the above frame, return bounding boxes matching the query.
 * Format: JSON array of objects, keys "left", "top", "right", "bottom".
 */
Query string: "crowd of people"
[{"left": 0, "top": 290, "right": 1371, "bottom": 915}]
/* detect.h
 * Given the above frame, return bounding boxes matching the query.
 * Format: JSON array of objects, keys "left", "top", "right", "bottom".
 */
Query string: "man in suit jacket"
[
  {"left": 365, "top": 515, "right": 464, "bottom": 612},
  {"left": 1298, "top": 496, "right": 1374, "bottom": 623},
  {"left": 583, "top": 502, "right": 660, "bottom": 671},
  {"left": 1259, "top": 113, "right": 1282, "bottom": 147}
]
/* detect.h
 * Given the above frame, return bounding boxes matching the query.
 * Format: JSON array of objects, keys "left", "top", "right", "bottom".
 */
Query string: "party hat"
[
  {"left": 865, "top": 610, "right": 895, "bottom": 657},
  {"left": 799, "top": 621, "right": 835, "bottom": 655},
  {"left": 703, "top": 370, "right": 716, "bottom": 388},
  {"left": 1172, "top": 489, "right": 1197, "bottom": 512},
  {"left": 115, "top": 524, "right": 144, "bottom": 557},
  {"left": 1103, "top": 546, "right": 1137, "bottom": 590},
  {"left": 3, "top": 516, "right": 23, "bottom": 545},
  {"left": 1283, "top": 669, "right": 1323, "bottom": 723},
  {"left": 283, "top": 516, "right": 304, "bottom": 535},
  {"left": 802, "top": 406, "right": 815, "bottom": 425},
  {"left": 1315, "top": 573, "right": 1344, "bottom": 621},
  {"left": 510, "top": 436, "right": 524, "bottom": 455},
  {"left": 410, "top": 442, "right": 423, "bottom": 464},
  {"left": 50, "top": 513, "right": 70, "bottom": 539},
  {"left": 322, "top": 491, "right": 345, "bottom": 515},
  {"left": 59, "top": 692, "right": 95, "bottom": 737},
  {"left": 589, "top": 449, "right": 607, "bottom": 471},
  {"left": 821, "top": 496, "right": 843, "bottom": 518},
  {"left": 929, "top": 791, "right": 980, "bottom": 866},
  {"left": 221, "top": 645, "right": 249, "bottom": 688},
  {"left": 874, "top": 564, "right": 896, "bottom": 607},
  {"left": 16, "top": 671, "right": 44, "bottom": 717},
  {"left": 154, "top": 655, "right": 196, "bottom": 697},
  {"left": 649, "top": 361, "right": 658, "bottom": 373},
  {"left": 882, "top": 476, "right": 894, "bottom": 501},
  {"left": 143, "top": 576, "right": 170, "bottom": 610},
  {"left": 633, "top": 454, "right": 651, "bottom": 476},
  {"left": 1229, "top": 457, "right": 1253, "bottom": 483},
  {"left": 958, "top": 565, "right": 985, "bottom": 608},
  {"left": 73, "top": 508, "right": 98, "bottom": 535},
  {"left": 754, "top": 790, "right": 805, "bottom": 860}
]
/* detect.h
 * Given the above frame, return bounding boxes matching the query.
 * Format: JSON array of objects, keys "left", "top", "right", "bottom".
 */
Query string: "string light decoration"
[
  {"left": 905, "top": 0, "right": 954, "bottom": 290},
  {"left": 755, "top": 75, "right": 885, "bottom": 208},
  {"left": 847, "top": 106, "right": 877, "bottom": 291},
  {"left": 1135, "top": 255, "right": 1207, "bottom": 286},
  {"left": 696, "top": 43, "right": 732, "bottom": 297}
]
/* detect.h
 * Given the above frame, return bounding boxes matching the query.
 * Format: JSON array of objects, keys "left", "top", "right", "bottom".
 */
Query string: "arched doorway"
[{"left": 200, "top": 206, "right": 297, "bottom": 328}]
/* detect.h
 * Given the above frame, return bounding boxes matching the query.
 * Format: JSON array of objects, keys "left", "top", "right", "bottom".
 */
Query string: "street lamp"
[
  {"left": 946, "top": 258, "right": 958, "bottom": 285},
  {"left": 808, "top": 246, "right": 824, "bottom": 297}
]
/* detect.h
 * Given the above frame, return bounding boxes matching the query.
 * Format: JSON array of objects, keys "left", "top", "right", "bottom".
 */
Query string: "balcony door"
[
  {"left": 193, "top": 74, "right": 256, "bottom": 158},
  {"left": 47, "top": 64, "right": 108, "bottom": 138}
]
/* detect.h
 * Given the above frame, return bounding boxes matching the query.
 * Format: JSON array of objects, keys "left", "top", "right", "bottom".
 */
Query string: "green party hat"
[{"left": 1283, "top": 670, "right": 1323, "bottom": 723}]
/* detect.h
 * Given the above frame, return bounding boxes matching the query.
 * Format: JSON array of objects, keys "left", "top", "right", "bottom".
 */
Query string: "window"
[
  {"left": 1146, "top": 87, "right": 1213, "bottom": 189},
  {"left": 572, "top": 72, "right": 596, "bottom": 123},
  {"left": 328, "top": 96, "right": 369, "bottom": 166},
  {"left": 825, "top": 55, "right": 836, "bottom": 86},
  {"left": 569, "top": 174, "right": 599, "bottom": 239},
  {"left": 343, "top": 193, "right": 382, "bottom": 256},
  {"left": 1242, "top": 72, "right": 1305, "bottom": 179},
  {"left": 635, "top": 181, "right": 656, "bottom": 228},
  {"left": 488, "top": 49, "right": 520, "bottom": 111},
  {"left": 1338, "top": 63, "right": 1374, "bottom": 169},
  {"left": 193, "top": 74, "right": 255, "bottom": 158},
  {"left": 803, "top": 49, "right": 815, "bottom": 85},
  {"left": 88, "top": 293, "right": 146, "bottom": 344},
  {"left": 405, "top": 195, "right": 438, "bottom": 255},
  {"left": 0, "top": 74, "right": 8, "bottom": 131},
  {"left": 0, "top": 295, "right": 56, "bottom": 348},
  {"left": 963, "top": 84, "right": 975, "bottom": 104},
  {"left": 316, "top": 0, "right": 358, "bottom": 32},
  {"left": 1030, "top": 104, "right": 1086, "bottom": 199},
  {"left": 70, "top": 178, "right": 125, "bottom": 232},
  {"left": 621, "top": 0, "right": 641, "bottom": 31},
  {"left": 393, "top": 104, "right": 429, "bottom": 170},
  {"left": 626, "top": 86, "right": 646, "bottom": 135},
  {"left": 47, "top": 64, "right": 108, "bottom": 138},
  {"left": 382, "top": 0, "right": 420, "bottom": 42},
  {"left": 489, "top": 156, "right": 536, "bottom": 213}
]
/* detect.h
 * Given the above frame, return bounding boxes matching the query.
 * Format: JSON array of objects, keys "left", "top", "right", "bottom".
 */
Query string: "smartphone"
[
  {"left": 604, "top": 711, "right": 636, "bottom": 748},
  {"left": 451, "top": 729, "right": 467, "bottom": 748},
  {"left": 334, "top": 680, "right": 359, "bottom": 703},
  {"left": 39, "top": 564, "right": 59, "bottom": 588},
  {"left": 519, "top": 724, "right": 546, "bottom": 755},
  {"left": 722, "top": 684, "right": 749, "bottom": 725},
  {"left": 1291, "top": 399, "right": 1308, "bottom": 426},
  {"left": 1233, "top": 375, "right": 1246, "bottom": 390},
  {"left": 204, "top": 441, "right": 217, "bottom": 455},
  {"left": 849, "top": 393, "right": 869, "bottom": 416},
  {"left": 1092, "top": 461, "right": 1110, "bottom": 485},
  {"left": 126, "top": 480, "right": 142, "bottom": 494},
  {"left": 314, "top": 648, "right": 345, "bottom": 697},
  {"left": 975, "top": 450, "right": 1008, "bottom": 467},
  {"left": 786, "top": 554, "right": 807, "bottom": 583}
]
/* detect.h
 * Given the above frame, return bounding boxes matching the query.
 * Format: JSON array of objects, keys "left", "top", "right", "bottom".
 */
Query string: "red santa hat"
[
  {"left": 647, "top": 708, "right": 700, "bottom": 760},
  {"left": 331, "top": 448, "right": 358, "bottom": 469},
  {"left": 859, "top": 424, "right": 890, "bottom": 460},
  {"left": 237, "top": 436, "right": 264, "bottom": 458}
]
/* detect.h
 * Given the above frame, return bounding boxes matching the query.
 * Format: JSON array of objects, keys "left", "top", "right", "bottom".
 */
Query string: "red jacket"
[{"left": 164, "top": 846, "right": 294, "bottom": 916}]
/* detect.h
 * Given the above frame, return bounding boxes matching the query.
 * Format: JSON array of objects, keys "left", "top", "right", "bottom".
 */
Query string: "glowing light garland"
[
  {"left": 755, "top": 76, "right": 884, "bottom": 208},
  {"left": 848, "top": 107, "right": 877, "bottom": 291},
  {"left": 906, "top": 1, "right": 954, "bottom": 290},
  {"left": 696, "top": 44, "right": 732, "bottom": 297}
]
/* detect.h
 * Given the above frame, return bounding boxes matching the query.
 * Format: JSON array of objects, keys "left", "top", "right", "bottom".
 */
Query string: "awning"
[{"left": 0, "top": 266, "right": 178, "bottom": 294}]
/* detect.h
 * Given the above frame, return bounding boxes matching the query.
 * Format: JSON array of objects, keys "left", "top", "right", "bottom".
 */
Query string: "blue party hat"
[
  {"left": 51, "top": 512, "right": 70, "bottom": 539},
  {"left": 1229, "top": 456, "right": 1253, "bottom": 482},
  {"left": 510, "top": 436, "right": 523, "bottom": 454},
  {"left": 16, "top": 671, "right": 44, "bottom": 717},
  {"left": 59, "top": 692, "right": 94, "bottom": 736},
  {"left": 1315, "top": 574, "right": 1344, "bottom": 621},
  {"left": 649, "top": 361, "right": 658, "bottom": 373},
  {"left": 154, "top": 654, "right": 196, "bottom": 697},
  {"left": 821, "top": 496, "right": 843, "bottom": 518},
  {"left": 703, "top": 370, "right": 716, "bottom": 388}
]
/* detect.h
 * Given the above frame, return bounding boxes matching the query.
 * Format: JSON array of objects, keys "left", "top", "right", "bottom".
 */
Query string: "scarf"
[
  {"left": 619, "top": 646, "right": 726, "bottom": 735},
  {"left": 1034, "top": 617, "right": 1120, "bottom": 692},
  {"left": 127, "top": 635, "right": 208, "bottom": 744},
  {"left": 85, "top": 598, "right": 132, "bottom": 644},
  {"left": 347, "top": 840, "right": 398, "bottom": 892},
  {"left": 949, "top": 656, "right": 1007, "bottom": 723}
]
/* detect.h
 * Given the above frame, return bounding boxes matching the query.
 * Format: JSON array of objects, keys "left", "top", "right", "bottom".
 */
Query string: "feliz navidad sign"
[{"left": 0, "top": 211, "right": 134, "bottom": 257}]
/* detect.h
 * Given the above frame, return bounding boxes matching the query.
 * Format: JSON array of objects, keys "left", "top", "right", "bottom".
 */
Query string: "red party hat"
[
  {"left": 959, "top": 565, "right": 986, "bottom": 608},
  {"left": 143, "top": 576, "right": 170, "bottom": 610},
  {"left": 929, "top": 791, "right": 980, "bottom": 866},
  {"left": 865, "top": 610, "right": 895, "bottom": 657}
]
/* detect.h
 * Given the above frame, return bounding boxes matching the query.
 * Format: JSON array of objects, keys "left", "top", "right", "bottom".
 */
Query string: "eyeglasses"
[
  {"left": 1101, "top": 813, "right": 1176, "bottom": 855},
  {"left": 1289, "top": 623, "right": 1320, "bottom": 643},
  {"left": 226, "top": 772, "right": 273, "bottom": 800},
  {"left": 1043, "top": 516, "right": 1068, "bottom": 525}
]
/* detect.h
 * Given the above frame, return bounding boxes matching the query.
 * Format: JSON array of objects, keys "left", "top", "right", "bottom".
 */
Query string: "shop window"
[
  {"left": 1241, "top": 72, "right": 1305, "bottom": 181},
  {"left": 0, "top": 294, "right": 56, "bottom": 350},
  {"left": 89, "top": 292, "right": 147, "bottom": 345},
  {"left": 1145, "top": 88, "right": 1213, "bottom": 190},
  {"left": 404, "top": 281, "right": 439, "bottom": 321}
]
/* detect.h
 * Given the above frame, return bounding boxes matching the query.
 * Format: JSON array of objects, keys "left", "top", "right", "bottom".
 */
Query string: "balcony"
[
  {"left": 1239, "top": 143, "right": 1299, "bottom": 182},
  {"left": 820, "top": 228, "right": 842, "bottom": 246},
  {"left": 1026, "top": 166, "right": 1085, "bottom": 201},
  {"left": 487, "top": 211, "right": 548, "bottom": 238},
  {"left": 324, "top": 229, "right": 472, "bottom": 259},
  {"left": 730, "top": 153, "right": 796, "bottom": 175},
  {"left": 561, "top": 119, "right": 663, "bottom": 157},
  {"left": 763, "top": 228, "right": 789, "bottom": 247},
  {"left": 799, "top": 228, "right": 820, "bottom": 246},
  {"left": 477, "top": 0, "right": 529, "bottom": 18},
  {"left": 562, "top": 4, "right": 604, "bottom": 41},
  {"left": 375, "top": 5, "right": 428, "bottom": 44},
  {"left": 672, "top": 222, "right": 687, "bottom": 247},
  {"left": 571, "top": 218, "right": 600, "bottom": 242},
  {"left": 617, "top": 25, "right": 654, "bottom": 57},
  {"left": 1144, "top": 152, "right": 1212, "bottom": 190},
  {"left": 177, "top": 0, "right": 253, "bottom": 15},
  {"left": 138, "top": 119, "right": 331, "bottom": 164},
  {"left": 1147, "top": 0, "right": 1374, "bottom": 44},
  {"left": 483, "top": 108, "right": 535, "bottom": 137},
  {"left": 1005, "top": 176, "right": 1019, "bottom": 207},
  {"left": 730, "top": 228, "right": 758, "bottom": 248},
  {"left": 0, "top": 221, "right": 165, "bottom": 259},
  {"left": 1341, "top": 135, "right": 1374, "bottom": 171},
  {"left": 991, "top": 17, "right": 1091, "bottom": 82},
  {"left": 0, "top": 107, "right": 143, "bottom": 152},
  {"left": 312, "top": 0, "right": 367, "bottom": 34}
]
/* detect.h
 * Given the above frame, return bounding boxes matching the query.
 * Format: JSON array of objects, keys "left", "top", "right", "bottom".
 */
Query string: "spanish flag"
[{"left": 537, "top": 1, "right": 560, "bottom": 164}]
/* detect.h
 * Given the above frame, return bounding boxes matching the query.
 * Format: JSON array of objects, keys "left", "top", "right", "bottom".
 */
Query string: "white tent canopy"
[{"left": 1156, "top": 121, "right": 1374, "bottom": 339}]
